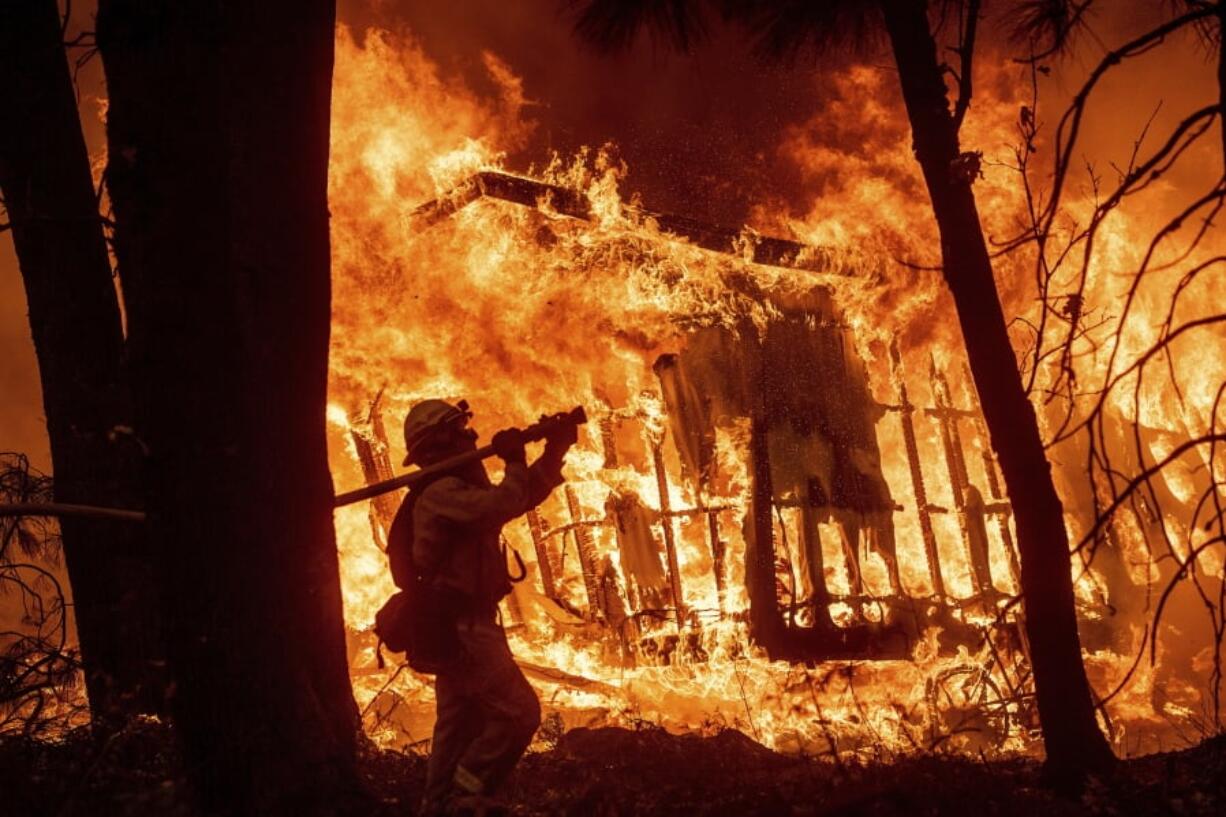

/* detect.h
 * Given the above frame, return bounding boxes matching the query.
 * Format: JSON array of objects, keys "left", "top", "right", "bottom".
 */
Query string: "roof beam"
[{"left": 409, "top": 170, "right": 862, "bottom": 277}]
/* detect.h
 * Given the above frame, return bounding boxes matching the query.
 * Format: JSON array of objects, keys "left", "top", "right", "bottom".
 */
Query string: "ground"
[{"left": 3, "top": 721, "right": 1224, "bottom": 816}]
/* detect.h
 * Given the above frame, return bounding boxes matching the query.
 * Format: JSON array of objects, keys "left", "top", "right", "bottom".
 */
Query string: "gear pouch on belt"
[{"left": 375, "top": 579, "right": 465, "bottom": 675}]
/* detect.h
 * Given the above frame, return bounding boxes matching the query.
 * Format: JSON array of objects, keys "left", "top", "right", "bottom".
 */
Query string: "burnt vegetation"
[
  {"left": 0, "top": 453, "right": 82, "bottom": 738},
  {"left": 1, "top": 719, "right": 1225, "bottom": 816}
]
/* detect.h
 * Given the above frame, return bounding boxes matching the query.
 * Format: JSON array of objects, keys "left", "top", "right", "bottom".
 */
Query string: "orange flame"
[{"left": 326, "top": 24, "right": 1225, "bottom": 759}]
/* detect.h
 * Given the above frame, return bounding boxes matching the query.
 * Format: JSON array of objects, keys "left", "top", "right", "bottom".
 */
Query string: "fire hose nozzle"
[{"left": 521, "top": 405, "right": 587, "bottom": 442}]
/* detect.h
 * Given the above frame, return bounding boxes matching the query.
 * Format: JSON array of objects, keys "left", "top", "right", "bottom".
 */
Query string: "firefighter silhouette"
[{"left": 387, "top": 399, "right": 575, "bottom": 816}]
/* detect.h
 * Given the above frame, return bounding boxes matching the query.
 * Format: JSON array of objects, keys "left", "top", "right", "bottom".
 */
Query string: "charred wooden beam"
[
  {"left": 887, "top": 342, "right": 945, "bottom": 598},
  {"left": 705, "top": 506, "right": 726, "bottom": 617},
  {"left": 650, "top": 442, "right": 687, "bottom": 630},
  {"left": 526, "top": 508, "right": 559, "bottom": 600},
  {"left": 598, "top": 415, "right": 619, "bottom": 468},
  {"left": 564, "top": 485, "right": 605, "bottom": 622},
  {"left": 961, "top": 363, "right": 1021, "bottom": 586},
  {"left": 409, "top": 170, "right": 862, "bottom": 276},
  {"left": 929, "top": 359, "right": 994, "bottom": 597},
  {"left": 746, "top": 414, "right": 785, "bottom": 655},
  {"left": 350, "top": 431, "right": 390, "bottom": 550},
  {"left": 349, "top": 398, "right": 402, "bottom": 547}
]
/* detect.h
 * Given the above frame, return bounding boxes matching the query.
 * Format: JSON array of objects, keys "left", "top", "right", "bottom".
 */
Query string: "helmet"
[{"left": 402, "top": 399, "right": 472, "bottom": 466}]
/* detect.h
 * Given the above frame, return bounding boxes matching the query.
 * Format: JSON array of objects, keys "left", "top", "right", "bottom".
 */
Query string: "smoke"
[
  {"left": 339, "top": 0, "right": 844, "bottom": 227},
  {"left": 337, "top": 1, "right": 1221, "bottom": 234}
]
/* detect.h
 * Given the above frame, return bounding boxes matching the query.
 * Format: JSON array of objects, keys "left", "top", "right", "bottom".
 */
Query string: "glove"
[
  {"left": 542, "top": 413, "right": 579, "bottom": 449},
  {"left": 491, "top": 428, "right": 527, "bottom": 465}
]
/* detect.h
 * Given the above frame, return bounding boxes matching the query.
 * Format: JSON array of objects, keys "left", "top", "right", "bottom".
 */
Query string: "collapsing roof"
[
  {"left": 371, "top": 171, "right": 1018, "bottom": 669},
  {"left": 409, "top": 170, "right": 866, "bottom": 277}
]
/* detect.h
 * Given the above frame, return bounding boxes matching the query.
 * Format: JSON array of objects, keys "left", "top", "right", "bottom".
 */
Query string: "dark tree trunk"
[
  {"left": 0, "top": 0, "right": 164, "bottom": 730},
  {"left": 1218, "top": 4, "right": 1225, "bottom": 173},
  {"left": 96, "top": 3, "right": 362, "bottom": 814},
  {"left": 879, "top": 0, "right": 1114, "bottom": 784}
]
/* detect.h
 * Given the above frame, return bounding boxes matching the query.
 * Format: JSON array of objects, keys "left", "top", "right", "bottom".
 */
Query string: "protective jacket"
[{"left": 389, "top": 454, "right": 564, "bottom": 608}]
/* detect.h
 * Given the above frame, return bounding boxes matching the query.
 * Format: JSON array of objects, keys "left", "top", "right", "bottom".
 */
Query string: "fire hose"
[{"left": 0, "top": 405, "right": 588, "bottom": 522}]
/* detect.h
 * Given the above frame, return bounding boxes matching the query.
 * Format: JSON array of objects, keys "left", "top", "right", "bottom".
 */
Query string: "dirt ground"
[{"left": 4, "top": 720, "right": 1224, "bottom": 816}]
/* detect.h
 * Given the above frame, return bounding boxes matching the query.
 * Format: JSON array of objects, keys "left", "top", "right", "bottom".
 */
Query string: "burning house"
[
  {"left": 353, "top": 171, "right": 1021, "bottom": 659},
  {"left": 330, "top": 166, "right": 1042, "bottom": 753}
]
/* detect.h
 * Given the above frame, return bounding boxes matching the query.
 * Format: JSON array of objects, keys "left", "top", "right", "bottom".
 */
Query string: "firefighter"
[{"left": 389, "top": 399, "right": 575, "bottom": 816}]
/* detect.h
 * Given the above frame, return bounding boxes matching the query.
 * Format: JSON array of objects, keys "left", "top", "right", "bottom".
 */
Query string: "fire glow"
[{"left": 324, "top": 26, "right": 1224, "bottom": 758}]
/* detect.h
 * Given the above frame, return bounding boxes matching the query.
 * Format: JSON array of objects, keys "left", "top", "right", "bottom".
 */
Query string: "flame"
[{"left": 325, "top": 24, "right": 1225, "bottom": 760}]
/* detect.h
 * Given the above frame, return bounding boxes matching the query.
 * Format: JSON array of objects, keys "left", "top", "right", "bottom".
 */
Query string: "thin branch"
[
  {"left": 0, "top": 502, "right": 146, "bottom": 523},
  {"left": 952, "top": 0, "right": 981, "bottom": 132}
]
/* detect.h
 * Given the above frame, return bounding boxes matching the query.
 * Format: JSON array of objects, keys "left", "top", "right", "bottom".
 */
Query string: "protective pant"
[{"left": 420, "top": 612, "right": 541, "bottom": 814}]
